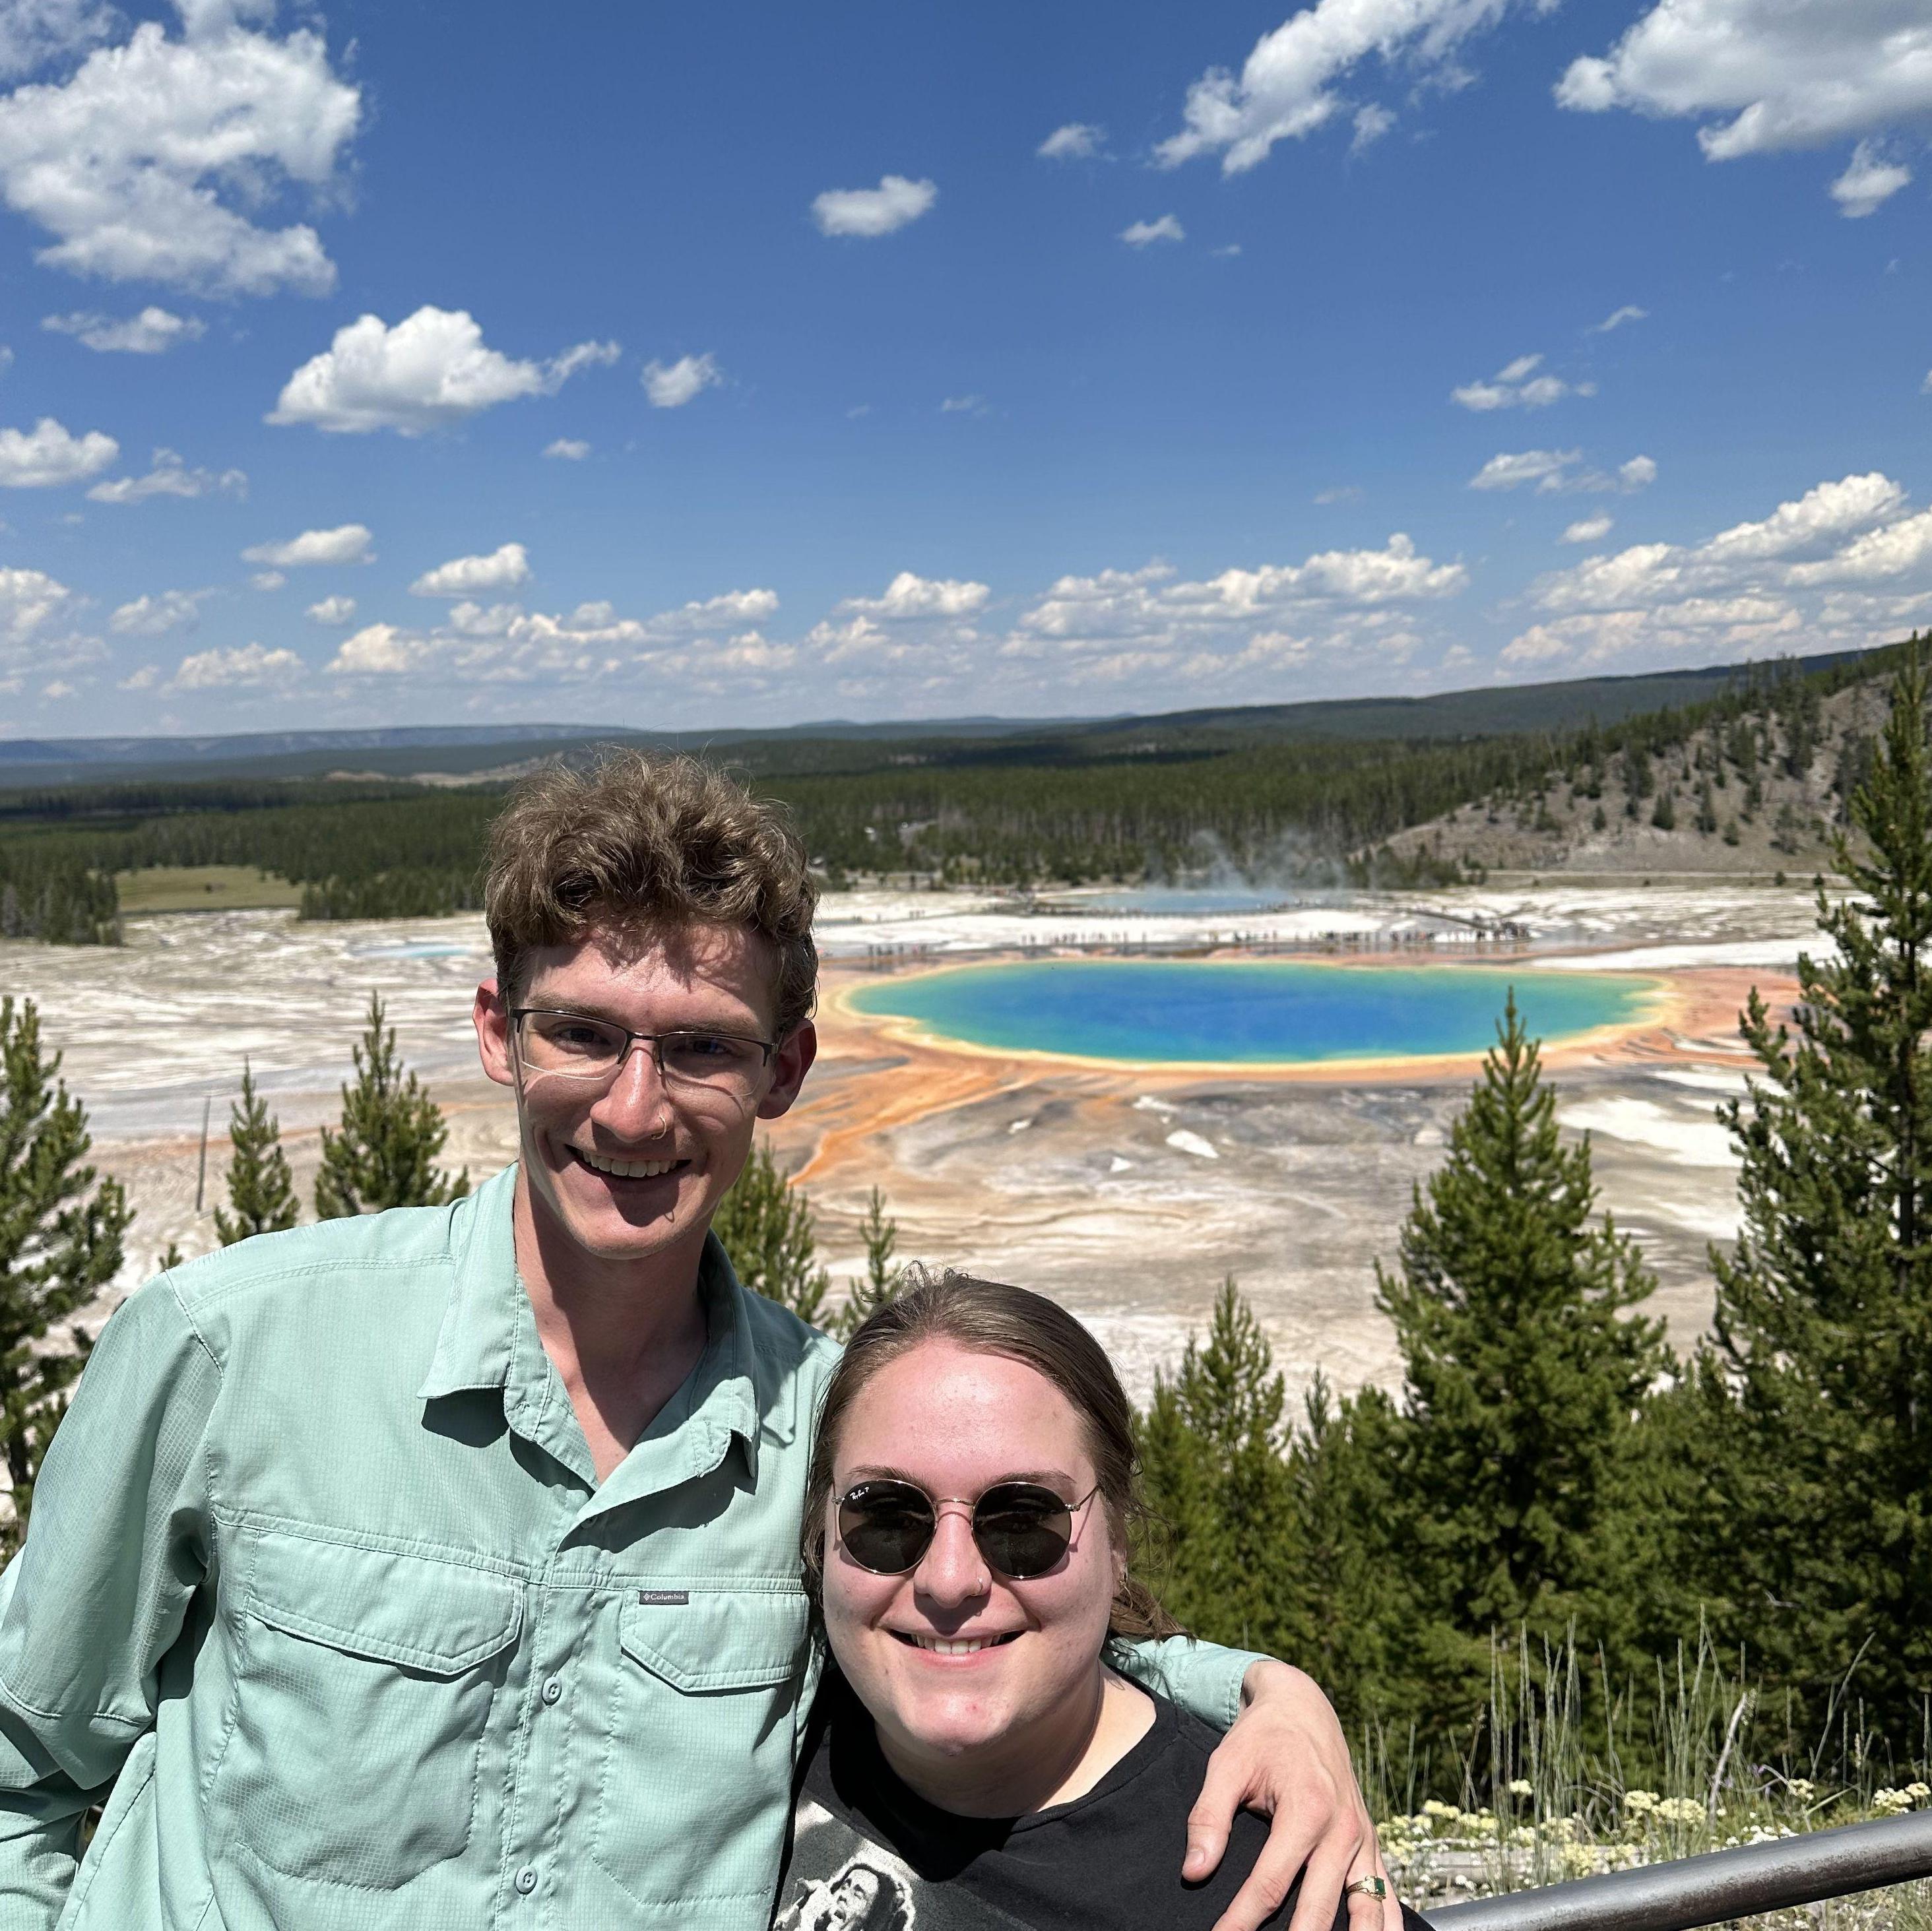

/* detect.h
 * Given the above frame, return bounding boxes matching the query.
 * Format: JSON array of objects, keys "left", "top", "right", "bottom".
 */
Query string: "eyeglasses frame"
[
  {"left": 835, "top": 1476, "right": 1104, "bottom": 1579},
  {"left": 507, "top": 1005, "right": 779, "bottom": 1094}
]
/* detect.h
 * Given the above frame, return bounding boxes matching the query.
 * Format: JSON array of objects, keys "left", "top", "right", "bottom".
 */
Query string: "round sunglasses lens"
[
  {"left": 972, "top": 1485, "right": 1074, "bottom": 1579},
  {"left": 839, "top": 1484, "right": 935, "bottom": 1574}
]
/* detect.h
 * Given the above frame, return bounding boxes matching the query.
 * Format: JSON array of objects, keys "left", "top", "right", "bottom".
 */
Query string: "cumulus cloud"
[
  {"left": 0, "top": 0, "right": 360, "bottom": 296},
  {"left": 86, "top": 447, "right": 245, "bottom": 503},
  {"left": 1039, "top": 122, "right": 1105, "bottom": 159},
  {"left": 43, "top": 305, "right": 205, "bottom": 352},
  {"left": 1590, "top": 304, "right": 1648, "bottom": 332},
  {"left": 1157, "top": 0, "right": 1546, "bottom": 175},
  {"left": 1831, "top": 140, "right": 1912, "bottom": 218},
  {"left": 110, "top": 587, "right": 208, "bottom": 634},
  {"left": 1452, "top": 352, "right": 1592, "bottom": 411},
  {"left": 306, "top": 593, "right": 355, "bottom": 625},
  {"left": 940, "top": 394, "right": 987, "bottom": 416},
  {"left": 0, "top": 0, "right": 117, "bottom": 80},
  {"left": 1562, "top": 514, "right": 1614, "bottom": 544},
  {"left": 1351, "top": 103, "right": 1396, "bottom": 151},
  {"left": 269, "top": 307, "right": 620, "bottom": 435},
  {"left": 0, "top": 416, "right": 117, "bottom": 487},
  {"left": 846, "top": 572, "right": 990, "bottom": 619},
  {"left": 0, "top": 564, "right": 74, "bottom": 647},
  {"left": 1557, "top": 0, "right": 1932, "bottom": 209},
  {"left": 642, "top": 352, "right": 722, "bottom": 409},
  {"left": 811, "top": 174, "right": 937, "bottom": 237},
  {"left": 171, "top": 640, "right": 303, "bottom": 689},
  {"left": 326, "top": 621, "right": 420, "bottom": 676},
  {"left": 240, "top": 522, "right": 372, "bottom": 567},
  {"left": 544, "top": 437, "right": 590, "bottom": 460},
  {"left": 1469, "top": 448, "right": 1656, "bottom": 493},
  {"left": 249, "top": 570, "right": 284, "bottom": 591},
  {"left": 1505, "top": 468, "right": 1930, "bottom": 670},
  {"left": 1121, "top": 214, "right": 1186, "bottom": 247},
  {"left": 409, "top": 542, "right": 531, "bottom": 597}
]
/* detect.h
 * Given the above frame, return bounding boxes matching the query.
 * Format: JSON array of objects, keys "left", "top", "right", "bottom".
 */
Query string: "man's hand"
[{"left": 1184, "top": 1659, "right": 1400, "bottom": 1931}]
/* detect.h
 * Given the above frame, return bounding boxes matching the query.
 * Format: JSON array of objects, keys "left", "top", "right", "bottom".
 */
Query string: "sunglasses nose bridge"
[{"left": 913, "top": 1500, "right": 990, "bottom": 1604}]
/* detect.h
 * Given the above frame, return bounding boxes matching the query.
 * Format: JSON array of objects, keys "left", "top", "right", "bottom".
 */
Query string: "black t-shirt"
[{"left": 776, "top": 1676, "right": 1408, "bottom": 1931}]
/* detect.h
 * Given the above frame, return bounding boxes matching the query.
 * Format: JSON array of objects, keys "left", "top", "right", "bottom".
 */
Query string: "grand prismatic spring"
[{"left": 845, "top": 957, "right": 1664, "bottom": 1069}]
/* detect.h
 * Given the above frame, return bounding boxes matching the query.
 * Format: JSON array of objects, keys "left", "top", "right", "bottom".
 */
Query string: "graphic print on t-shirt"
[{"left": 775, "top": 1798, "right": 1031, "bottom": 1931}]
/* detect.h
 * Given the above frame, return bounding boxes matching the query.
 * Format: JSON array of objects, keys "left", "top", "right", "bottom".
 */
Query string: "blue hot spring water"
[{"left": 848, "top": 959, "right": 1657, "bottom": 1065}]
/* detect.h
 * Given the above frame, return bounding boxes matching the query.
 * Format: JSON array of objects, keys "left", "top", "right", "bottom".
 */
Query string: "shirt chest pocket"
[
  {"left": 592, "top": 1587, "right": 811, "bottom": 1910},
  {"left": 215, "top": 1531, "right": 523, "bottom": 1890}
]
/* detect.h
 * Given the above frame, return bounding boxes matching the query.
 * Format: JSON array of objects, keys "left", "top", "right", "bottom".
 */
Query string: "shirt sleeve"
[
  {"left": 0, "top": 1275, "right": 220, "bottom": 1923},
  {"left": 1112, "top": 1633, "right": 1266, "bottom": 1732}
]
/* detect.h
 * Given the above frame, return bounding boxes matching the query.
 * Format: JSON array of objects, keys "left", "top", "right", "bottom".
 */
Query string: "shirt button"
[
  {"left": 514, "top": 1866, "right": 538, "bottom": 1895},
  {"left": 540, "top": 1678, "right": 562, "bottom": 1705}
]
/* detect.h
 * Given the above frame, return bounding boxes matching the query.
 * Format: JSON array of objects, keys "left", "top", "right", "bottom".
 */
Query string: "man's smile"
[{"left": 570, "top": 1146, "right": 690, "bottom": 1182}]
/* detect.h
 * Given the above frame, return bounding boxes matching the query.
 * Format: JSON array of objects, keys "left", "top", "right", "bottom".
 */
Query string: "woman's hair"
[
  {"left": 482, "top": 751, "right": 820, "bottom": 1039},
  {"left": 802, "top": 1267, "right": 1182, "bottom": 1643}
]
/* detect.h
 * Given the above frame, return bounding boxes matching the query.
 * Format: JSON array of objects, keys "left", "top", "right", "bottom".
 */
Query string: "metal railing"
[{"left": 1424, "top": 1810, "right": 1932, "bottom": 1931}]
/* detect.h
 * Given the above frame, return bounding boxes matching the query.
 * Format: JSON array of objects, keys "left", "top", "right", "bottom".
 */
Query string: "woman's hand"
[{"left": 1184, "top": 1660, "right": 1400, "bottom": 1931}]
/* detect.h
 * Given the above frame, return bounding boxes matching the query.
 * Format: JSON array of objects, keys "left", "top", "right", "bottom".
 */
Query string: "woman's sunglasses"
[{"left": 836, "top": 1478, "right": 1099, "bottom": 1580}]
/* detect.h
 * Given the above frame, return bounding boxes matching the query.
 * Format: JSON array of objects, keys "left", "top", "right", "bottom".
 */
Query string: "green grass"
[{"left": 113, "top": 865, "right": 302, "bottom": 914}]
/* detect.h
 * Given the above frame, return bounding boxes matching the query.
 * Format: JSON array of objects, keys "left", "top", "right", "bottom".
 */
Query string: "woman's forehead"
[{"left": 839, "top": 1341, "right": 1090, "bottom": 1465}]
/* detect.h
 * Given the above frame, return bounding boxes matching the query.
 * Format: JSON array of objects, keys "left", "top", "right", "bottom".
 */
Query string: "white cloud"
[
  {"left": 1314, "top": 484, "right": 1363, "bottom": 504},
  {"left": 940, "top": 394, "right": 987, "bottom": 415},
  {"left": 110, "top": 587, "right": 208, "bottom": 634},
  {"left": 1509, "top": 468, "right": 1932, "bottom": 670},
  {"left": 326, "top": 621, "right": 421, "bottom": 676},
  {"left": 269, "top": 307, "right": 620, "bottom": 435},
  {"left": 0, "top": 0, "right": 360, "bottom": 296},
  {"left": 306, "top": 593, "right": 355, "bottom": 625},
  {"left": 0, "top": 0, "right": 116, "bottom": 80},
  {"left": 0, "top": 416, "right": 117, "bottom": 487},
  {"left": 240, "top": 522, "right": 372, "bottom": 567},
  {"left": 171, "top": 640, "right": 303, "bottom": 689},
  {"left": 642, "top": 352, "right": 722, "bottom": 409},
  {"left": 40, "top": 678, "right": 75, "bottom": 699},
  {"left": 118, "top": 662, "right": 158, "bottom": 690},
  {"left": 544, "top": 437, "right": 590, "bottom": 460},
  {"left": 1557, "top": 0, "right": 1932, "bottom": 208},
  {"left": 812, "top": 174, "right": 937, "bottom": 237},
  {"left": 86, "top": 446, "right": 245, "bottom": 502},
  {"left": 1561, "top": 513, "right": 1614, "bottom": 544},
  {"left": 1121, "top": 214, "right": 1185, "bottom": 247},
  {"left": 410, "top": 542, "right": 531, "bottom": 598},
  {"left": 1038, "top": 122, "right": 1104, "bottom": 159},
  {"left": 1590, "top": 303, "right": 1648, "bottom": 332},
  {"left": 249, "top": 570, "right": 283, "bottom": 590},
  {"left": 0, "top": 564, "right": 73, "bottom": 646},
  {"left": 42, "top": 305, "right": 205, "bottom": 352},
  {"left": 1452, "top": 352, "right": 1590, "bottom": 411},
  {"left": 845, "top": 572, "right": 990, "bottom": 619},
  {"left": 1351, "top": 103, "right": 1396, "bottom": 151},
  {"left": 1157, "top": 0, "right": 1545, "bottom": 175},
  {"left": 1469, "top": 448, "right": 1655, "bottom": 493},
  {"left": 1831, "top": 139, "right": 1912, "bottom": 218}
]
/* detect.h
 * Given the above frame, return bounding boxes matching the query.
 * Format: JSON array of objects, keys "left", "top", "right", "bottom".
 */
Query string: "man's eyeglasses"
[
  {"left": 511, "top": 1007, "right": 777, "bottom": 1102},
  {"left": 836, "top": 1478, "right": 1100, "bottom": 1580}
]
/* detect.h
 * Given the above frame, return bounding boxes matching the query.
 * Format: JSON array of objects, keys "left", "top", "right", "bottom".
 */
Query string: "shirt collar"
[{"left": 416, "top": 1162, "right": 765, "bottom": 1479}]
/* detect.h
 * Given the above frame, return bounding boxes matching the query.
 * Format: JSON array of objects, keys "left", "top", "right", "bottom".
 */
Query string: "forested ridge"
[{"left": 0, "top": 639, "right": 1911, "bottom": 942}]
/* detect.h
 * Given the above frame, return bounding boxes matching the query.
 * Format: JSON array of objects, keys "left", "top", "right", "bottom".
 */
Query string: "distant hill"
[{"left": 0, "top": 645, "right": 1884, "bottom": 790}]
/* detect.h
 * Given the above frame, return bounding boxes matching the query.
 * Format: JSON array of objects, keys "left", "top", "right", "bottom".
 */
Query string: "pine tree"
[
  {"left": 315, "top": 993, "right": 468, "bottom": 1218},
  {"left": 711, "top": 1136, "right": 829, "bottom": 1325},
  {"left": 1374, "top": 993, "right": 1669, "bottom": 1683},
  {"left": 214, "top": 1059, "right": 299, "bottom": 1245},
  {"left": 0, "top": 997, "right": 132, "bottom": 1554},
  {"left": 831, "top": 1186, "right": 903, "bottom": 1339},
  {"left": 1698, "top": 640, "right": 1932, "bottom": 1724},
  {"left": 1138, "top": 1280, "right": 1299, "bottom": 1654}
]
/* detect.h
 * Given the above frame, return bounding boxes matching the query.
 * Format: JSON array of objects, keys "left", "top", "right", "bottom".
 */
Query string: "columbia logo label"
[{"left": 637, "top": 1589, "right": 690, "bottom": 1606}]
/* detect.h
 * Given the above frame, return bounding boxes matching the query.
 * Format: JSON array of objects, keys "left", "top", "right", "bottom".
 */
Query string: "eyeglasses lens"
[
  {"left": 517, "top": 1013, "right": 766, "bottom": 1095},
  {"left": 837, "top": 1481, "right": 1076, "bottom": 1579}
]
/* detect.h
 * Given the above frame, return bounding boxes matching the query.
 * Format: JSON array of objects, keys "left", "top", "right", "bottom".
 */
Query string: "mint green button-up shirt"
[{"left": 0, "top": 1164, "right": 1258, "bottom": 1930}]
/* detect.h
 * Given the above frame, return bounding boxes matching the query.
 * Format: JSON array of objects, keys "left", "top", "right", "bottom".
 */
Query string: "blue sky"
[{"left": 0, "top": 0, "right": 1928, "bottom": 735}]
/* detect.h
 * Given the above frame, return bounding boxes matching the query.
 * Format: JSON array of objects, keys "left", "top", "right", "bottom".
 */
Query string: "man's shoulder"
[
  {"left": 161, "top": 1193, "right": 474, "bottom": 1325},
  {"left": 737, "top": 1284, "right": 843, "bottom": 1383}
]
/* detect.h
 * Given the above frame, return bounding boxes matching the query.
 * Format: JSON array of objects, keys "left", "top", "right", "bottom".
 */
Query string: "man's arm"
[
  {"left": 0, "top": 1277, "right": 218, "bottom": 1922},
  {"left": 1114, "top": 1639, "right": 1397, "bottom": 1931}
]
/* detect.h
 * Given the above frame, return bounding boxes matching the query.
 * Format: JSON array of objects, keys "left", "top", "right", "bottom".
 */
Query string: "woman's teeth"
[
  {"left": 577, "top": 1149, "right": 678, "bottom": 1180},
  {"left": 899, "top": 1633, "right": 1017, "bottom": 1655}
]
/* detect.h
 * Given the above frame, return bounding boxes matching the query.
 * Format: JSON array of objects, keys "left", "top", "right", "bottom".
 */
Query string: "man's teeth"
[
  {"left": 907, "top": 1634, "right": 1015, "bottom": 1655},
  {"left": 577, "top": 1149, "right": 678, "bottom": 1180}
]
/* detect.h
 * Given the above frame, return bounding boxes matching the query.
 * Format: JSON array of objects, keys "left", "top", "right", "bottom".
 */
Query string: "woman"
[{"left": 777, "top": 1269, "right": 1418, "bottom": 1931}]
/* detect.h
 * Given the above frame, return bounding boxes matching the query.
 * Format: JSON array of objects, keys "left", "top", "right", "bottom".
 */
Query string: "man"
[{"left": 0, "top": 755, "right": 1396, "bottom": 1930}]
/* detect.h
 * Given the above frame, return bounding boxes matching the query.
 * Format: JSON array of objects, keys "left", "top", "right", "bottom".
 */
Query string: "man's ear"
[
  {"left": 757, "top": 1019, "right": 818, "bottom": 1120},
  {"left": 474, "top": 978, "right": 516, "bottom": 1089}
]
